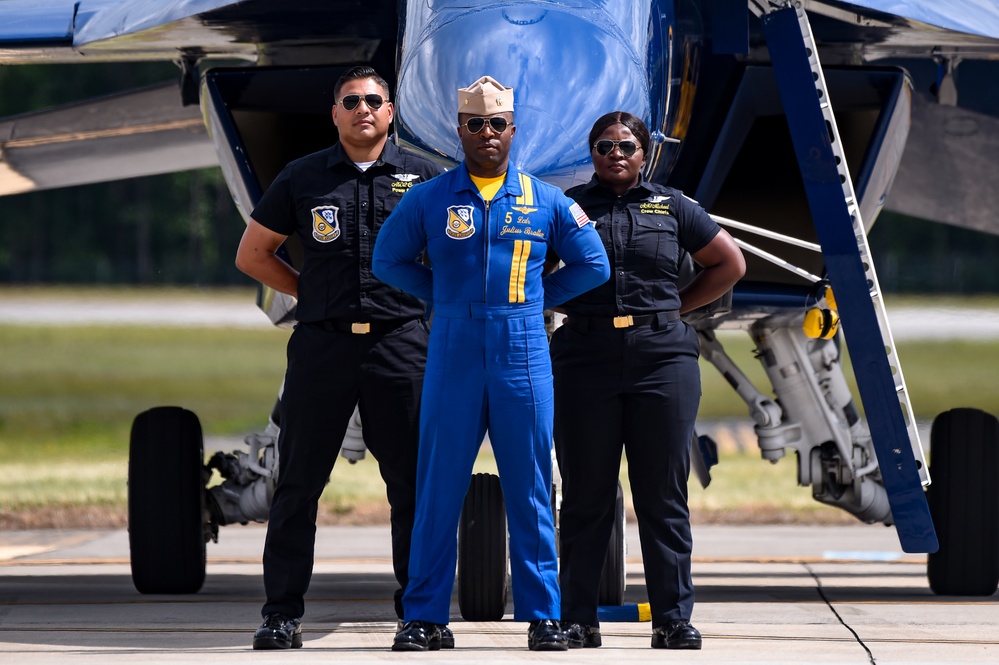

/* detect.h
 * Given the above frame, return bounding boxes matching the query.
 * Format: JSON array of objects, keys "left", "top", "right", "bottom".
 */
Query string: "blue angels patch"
[
  {"left": 311, "top": 205, "right": 340, "bottom": 243},
  {"left": 446, "top": 205, "right": 475, "bottom": 239}
]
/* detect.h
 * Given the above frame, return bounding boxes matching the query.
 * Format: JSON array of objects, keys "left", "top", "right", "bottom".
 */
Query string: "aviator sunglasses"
[
  {"left": 461, "top": 116, "right": 510, "bottom": 134},
  {"left": 338, "top": 94, "right": 386, "bottom": 111},
  {"left": 593, "top": 139, "right": 640, "bottom": 157}
]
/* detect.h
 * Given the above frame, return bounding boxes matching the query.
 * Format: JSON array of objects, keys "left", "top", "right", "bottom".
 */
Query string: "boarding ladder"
[{"left": 752, "top": 0, "right": 936, "bottom": 552}]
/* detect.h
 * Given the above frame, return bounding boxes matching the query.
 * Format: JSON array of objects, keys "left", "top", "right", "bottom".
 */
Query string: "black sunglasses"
[
  {"left": 593, "top": 139, "right": 640, "bottom": 157},
  {"left": 339, "top": 94, "right": 386, "bottom": 111},
  {"left": 462, "top": 116, "right": 510, "bottom": 134}
]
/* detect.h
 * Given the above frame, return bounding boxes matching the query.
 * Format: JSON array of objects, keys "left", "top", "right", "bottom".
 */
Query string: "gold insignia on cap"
[{"left": 457, "top": 75, "right": 514, "bottom": 115}]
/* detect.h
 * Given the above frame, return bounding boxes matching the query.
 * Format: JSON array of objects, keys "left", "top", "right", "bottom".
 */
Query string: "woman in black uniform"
[{"left": 550, "top": 111, "right": 745, "bottom": 650}]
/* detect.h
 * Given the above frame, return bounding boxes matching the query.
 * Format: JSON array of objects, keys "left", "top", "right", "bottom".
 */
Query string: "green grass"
[
  {"left": 0, "top": 309, "right": 503, "bottom": 520},
  {"left": 0, "top": 325, "right": 291, "bottom": 461},
  {"left": 3, "top": 287, "right": 999, "bottom": 525}
]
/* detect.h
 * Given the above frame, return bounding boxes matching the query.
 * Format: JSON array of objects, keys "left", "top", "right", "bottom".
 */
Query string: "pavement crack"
[{"left": 803, "top": 563, "right": 876, "bottom": 664}]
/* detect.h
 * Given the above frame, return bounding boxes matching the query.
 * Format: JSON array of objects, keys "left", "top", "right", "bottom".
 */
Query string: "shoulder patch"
[{"left": 569, "top": 201, "right": 591, "bottom": 228}]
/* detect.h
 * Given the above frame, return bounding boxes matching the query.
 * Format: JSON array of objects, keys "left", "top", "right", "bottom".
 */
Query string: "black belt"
[
  {"left": 310, "top": 318, "right": 418, "bottom": 335},
  {"left": 568, "top": 310, "right": 680, "bottom": 330}
]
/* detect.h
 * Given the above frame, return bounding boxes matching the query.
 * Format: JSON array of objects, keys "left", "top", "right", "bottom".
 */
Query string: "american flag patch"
[{"left": 569, "top": 202, "right": 590, "bottom": 228}]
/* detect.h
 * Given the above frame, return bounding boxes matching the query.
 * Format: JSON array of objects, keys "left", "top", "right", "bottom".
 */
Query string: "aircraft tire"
[
  {"left": 458, "top": 473, "right": 508, "bottom": 621},
  {"left": 597, "top": 480, "right": 626, "bottom": 606},
  {"left": 128, "top": 406, "right": 207, "bottom": 594},
  {"left": 927, "top": 408, "right": 999, "bottom": 596}
]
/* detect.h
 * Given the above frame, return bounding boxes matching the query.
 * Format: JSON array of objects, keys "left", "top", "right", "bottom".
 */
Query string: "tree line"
[
  {"left": 2, "top": 62, "right": 998, "bottom": 291},
  {"left": 0, "top": 62, "right": 248, "bottom": 286}
]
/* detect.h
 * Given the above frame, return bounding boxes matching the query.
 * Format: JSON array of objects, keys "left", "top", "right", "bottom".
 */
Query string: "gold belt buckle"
[
  {"left": 612, "top": 315, "right": 634, "bottom": 328},
  {"left": 351, "top": 322, "right": 371, "bottom": 334}
]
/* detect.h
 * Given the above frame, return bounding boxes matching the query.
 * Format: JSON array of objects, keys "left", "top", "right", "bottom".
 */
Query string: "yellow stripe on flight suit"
[
  {"left": 517, "top": 173, "right": 535, "bottom": 207},
  {"left": 508, "top": 240, "right": 531, "bottom": 302},
  {"left": 507, "top": 174, "right": 536, "bottom": 303}
]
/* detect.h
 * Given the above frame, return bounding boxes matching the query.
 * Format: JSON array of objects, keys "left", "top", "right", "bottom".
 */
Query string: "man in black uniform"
[{"left": 235, "top": 66, "right": 445, "bottom": 650}]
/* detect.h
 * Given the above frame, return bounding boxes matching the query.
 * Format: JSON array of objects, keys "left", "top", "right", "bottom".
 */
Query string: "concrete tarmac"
[{"left": 2, "top": 524, "right": 997, "bottom": 663}]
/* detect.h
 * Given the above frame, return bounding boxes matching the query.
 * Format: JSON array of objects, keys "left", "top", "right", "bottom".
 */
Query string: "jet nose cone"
[{"left": 394, "top": 2, "right": 653, "bottom": 189}]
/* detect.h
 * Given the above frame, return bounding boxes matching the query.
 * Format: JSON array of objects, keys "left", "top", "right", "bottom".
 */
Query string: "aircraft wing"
[
  {"left": 842, "top": 0, "right": 999, "bottom": 41},
  {"left": 886, "top": 88, "right": 999, "bottom": 235},
  {"left": 850, "top": 0, "right": 999, "bottom": 236},
  {"left": 0, "top": 82, "right": 217, "bottom": 196},
  {"left": 0, "top": 0, "right": 249, "bottom": 63},
  {"left": 712, "top": 0, "right": 999, "bottom": 237}
]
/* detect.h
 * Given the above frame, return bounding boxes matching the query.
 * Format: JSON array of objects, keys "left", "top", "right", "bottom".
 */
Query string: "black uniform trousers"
[
  {"left": 262, "top": 318, "right": 428, "bottom": 620},
  {"left": 551, "top": 313, "right": 700, "bottom": 628}
]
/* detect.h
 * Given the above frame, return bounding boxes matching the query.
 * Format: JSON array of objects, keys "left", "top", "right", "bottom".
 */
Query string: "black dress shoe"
[
  {"left": 564, "top": 622, "right": 602, "bottom": 648},
  {"left": 392, "top": 620, "right": 443, "bottom": 651},
  {"left": 651, "top": 620, "right": 702, "bottom": 650},
  {"left": 395, "top": 620, "right": 454, "bottom": 649},
  {"left": 527, "top": 619, "right": 568, "bottom": 651},
  {"left": 252, "top": 613, "right": 303, "bottom": 649}
]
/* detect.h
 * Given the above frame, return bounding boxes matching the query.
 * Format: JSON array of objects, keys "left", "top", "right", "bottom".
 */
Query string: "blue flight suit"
[{"left": 372, "top": 161, "right": 609, "bottom": 624}]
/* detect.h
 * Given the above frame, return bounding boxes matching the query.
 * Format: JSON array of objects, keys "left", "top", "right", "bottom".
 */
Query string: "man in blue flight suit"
[{"left": 373, "top": 75, "right": 610, "bottom": 652}]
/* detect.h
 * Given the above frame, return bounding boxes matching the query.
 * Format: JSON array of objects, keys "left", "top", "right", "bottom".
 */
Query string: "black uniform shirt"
[
  {"left": 251, "top": 141, "right": 443, "bottom": 323},
  {"left": 558, "top": 175, "right": 720, "bottom": 317}
]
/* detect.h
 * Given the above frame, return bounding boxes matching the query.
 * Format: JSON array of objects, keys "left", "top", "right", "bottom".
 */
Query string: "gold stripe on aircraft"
[{"left": 3, "top": 118, "right": 204, "bottom": 149}]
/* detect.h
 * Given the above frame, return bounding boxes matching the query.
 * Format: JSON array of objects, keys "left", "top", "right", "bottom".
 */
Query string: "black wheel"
[
  {"left": 458, "top": 473, "right": 508, "bottom": 621},
  {"left": 597, "top": 480, "right": 626, "bottom": 606},
  {"left": 927, "top": 408, "right": 999, "bottom": 596},
  {"left": 128, "top": 406, "right": 207, "bottom": 594}
]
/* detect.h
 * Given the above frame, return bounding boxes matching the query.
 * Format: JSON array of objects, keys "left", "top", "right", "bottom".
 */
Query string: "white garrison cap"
[{"left": 457, "top": 75, "right": 513, "bottom": 115}]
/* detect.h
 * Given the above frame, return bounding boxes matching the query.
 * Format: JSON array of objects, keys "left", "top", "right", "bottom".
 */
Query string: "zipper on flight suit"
[{"left": 483, "top": 198, "right": 491, "bottom": 302}]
